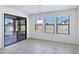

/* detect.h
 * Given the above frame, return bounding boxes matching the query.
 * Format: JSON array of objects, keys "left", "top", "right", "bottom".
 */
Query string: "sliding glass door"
[{"left": 4, "top": 14, "right": 27, "bottom": 46}]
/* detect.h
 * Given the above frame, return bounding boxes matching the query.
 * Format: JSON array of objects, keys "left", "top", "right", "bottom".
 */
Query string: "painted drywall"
[
  {"left": 78, "top": 8, "right": 79, "bottom": 45},
  {"left": 0, "top": 8, "right": 3, "bottom": 48},
  {"left": 30, "top": 9, "right": 78, "bottom": 44},
  {"left": 0, "top": 6, "right": 30, "bottom": 48}
]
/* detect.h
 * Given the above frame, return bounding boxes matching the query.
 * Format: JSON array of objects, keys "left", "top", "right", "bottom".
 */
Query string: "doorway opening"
[{"left": 4, "top": 14, "right": 27, "bottom": 46}]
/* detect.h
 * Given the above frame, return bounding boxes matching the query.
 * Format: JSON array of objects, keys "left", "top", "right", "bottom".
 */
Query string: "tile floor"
[{"left": 0, "top": 38, "right": 79, "bottom": 54}]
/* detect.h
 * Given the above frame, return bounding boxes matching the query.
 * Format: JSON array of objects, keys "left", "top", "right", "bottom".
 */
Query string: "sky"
[
  {"left": 45, "top": 16, "right": 55, "bottom": 24},
  {"left": 36, "top": 16, "right": 69, "bottom": 24},
  {"left": 5, "top": 16, "right": 69, "bottom": 24},
  {"left": 36, "top": 16, "right": 55, "bottom": 24},
  {"left": 5, "top": 18, "right": 13, "bottom": 24},
  {"left": 57, "top": 16, "right": 69, "bottom": 23}
]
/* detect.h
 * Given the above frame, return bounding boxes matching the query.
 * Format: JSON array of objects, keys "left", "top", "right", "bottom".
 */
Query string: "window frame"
[
  {"left": 56, "top": 16, "right": 70, "bottom": 34},
  {"left": 44, "top": 16, "right": 55, "bottom": 33},
  {"left": 35, "top": 18, "right": 43, "bottom": 32}
]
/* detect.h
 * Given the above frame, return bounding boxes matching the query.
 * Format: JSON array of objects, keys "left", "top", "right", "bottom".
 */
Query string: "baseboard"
[
  {"left": 27, "top": 37, "right": 31, "bottom": 40},
  {"left": 30, "top": 37, "right": 78, "bottom": 45}
]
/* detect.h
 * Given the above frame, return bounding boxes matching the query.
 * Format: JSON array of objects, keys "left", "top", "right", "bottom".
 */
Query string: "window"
[
  {"left": 45, "top": 16, "right": 55, "bottom": 33},
  {"left": 56, "top": 16, "right": 70, "bottom": 34},
  {"left": 35, "top": 17, "right": 43, "bottom": 32}
]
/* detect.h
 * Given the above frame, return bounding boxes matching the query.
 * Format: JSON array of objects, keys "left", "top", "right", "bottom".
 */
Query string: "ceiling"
[{"left": 4, "top": 5, "right": 79, "bottom": 14}]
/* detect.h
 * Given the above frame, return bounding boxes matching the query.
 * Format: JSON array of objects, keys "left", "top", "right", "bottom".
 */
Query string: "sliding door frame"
[{"left": 4, "top": 13, "right": 27, "bottom": 46}]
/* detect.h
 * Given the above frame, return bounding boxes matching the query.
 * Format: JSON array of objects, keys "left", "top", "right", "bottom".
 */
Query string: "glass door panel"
[
  {"left": 4, "top": 18, "right": 17, "bottom": 46},
  {"left": 17, "top": 19, "right": 26, "bottom": 41}
]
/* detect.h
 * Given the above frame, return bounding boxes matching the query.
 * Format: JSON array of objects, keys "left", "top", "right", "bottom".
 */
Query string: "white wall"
[
  {"left": 0, "top": 8, "right": 3, "bottom": 48},
  {"left": 30, "top": 9, "right": 78, "bottom": 44},
  {"left": 0, "top": 6, "right": 31, "bottom": 48},
  {"left": 78, "top": 8, "right": 79, "bottom": 45}
]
